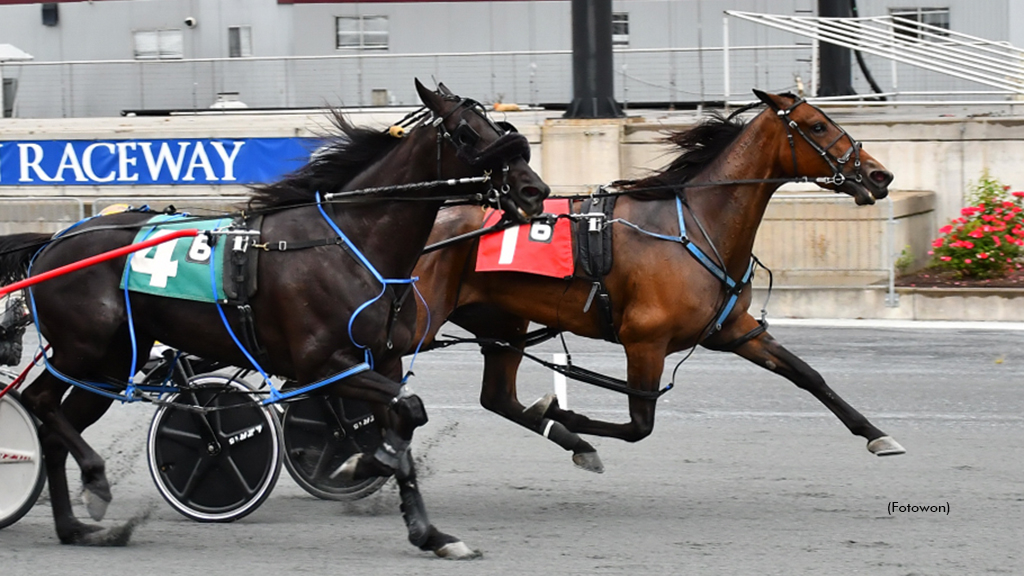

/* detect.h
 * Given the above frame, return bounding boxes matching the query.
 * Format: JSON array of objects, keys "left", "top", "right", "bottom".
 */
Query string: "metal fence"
[{"left": 3, "top": 48, "right": 794, "bottom": 118}]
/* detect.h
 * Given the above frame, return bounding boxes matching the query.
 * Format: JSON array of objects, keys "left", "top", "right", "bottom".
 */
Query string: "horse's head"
[
  {"left": 414, "top": 79, "right": 549, "bottom": 222},
  {"left": 753, "top": 90, "right": 893, "bottom": 206}
]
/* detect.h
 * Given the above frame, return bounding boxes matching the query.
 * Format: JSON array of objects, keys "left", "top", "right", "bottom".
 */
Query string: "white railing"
[{"left": 726, "top": 11, "right": 1024, "bottom": 106}]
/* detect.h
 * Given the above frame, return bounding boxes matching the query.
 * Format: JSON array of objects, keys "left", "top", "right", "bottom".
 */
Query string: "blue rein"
[{"left": 27, "top": 194, "right": 431, "bottom": 405}]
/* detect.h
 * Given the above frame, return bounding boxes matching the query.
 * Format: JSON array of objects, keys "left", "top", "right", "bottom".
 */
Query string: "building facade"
[{"left": 0, "top": 0, "right": 1021, "bottom": 117}]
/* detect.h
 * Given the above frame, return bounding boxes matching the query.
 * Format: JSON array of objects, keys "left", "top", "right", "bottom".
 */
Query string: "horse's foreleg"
[
  {"left": 329, "top": 365, "right": 479, "bottom": 559},
  {"left": 330, "top": 364, "right": 431, "bottom": 478},
  {"left": 543, "top": 340, "right": 664, "bottom": 444},
  {"left": 731, "top": 328, "right": 905, "bottom": 456},
  {"left": 395, "top": 449, "right": 480, "bottom": 559},
  {"left": 480, "top": 347, "right": 603, "bottom": 473}
]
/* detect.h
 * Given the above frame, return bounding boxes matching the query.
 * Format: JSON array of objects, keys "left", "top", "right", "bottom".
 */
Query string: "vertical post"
[
  {"left": 817, "top": 0, "right": 855, "bottom": 96},
  {"left": 889, "top": 21, "right": 899, "bottom": 100},
  {"left": 564, "top": 0, "right": 623, "bottom": 118},
  {"left": 621, "top": 62, "right": 629, "bottom": 110},
  {"left": 811, "top": 38, "right": 820, "bottom": 97},
  {"left": 552, "top": 353, "right": 568, "bottom": 410},
  {"left": 357, "top": 56, "right": 364, "bottom": 107},
  {"left": 885, "top": 197, "right": 900, "bottom": 307},
  {"left": 722, "top": 15, "right": 731, "bottom": 106}
]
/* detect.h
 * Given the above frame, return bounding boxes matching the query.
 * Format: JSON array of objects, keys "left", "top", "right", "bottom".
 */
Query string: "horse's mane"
[
  {"left": 248, "top": 109, "right": 402, "bottom": 209},
  {"left": 615, "top": 112, "right": 749, "bottom": 200}
]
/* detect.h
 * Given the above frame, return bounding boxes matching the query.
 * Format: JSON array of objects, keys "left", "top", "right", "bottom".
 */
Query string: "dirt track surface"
[{"left": 1, "top": 324, "right": 1022, "bottom": 575}]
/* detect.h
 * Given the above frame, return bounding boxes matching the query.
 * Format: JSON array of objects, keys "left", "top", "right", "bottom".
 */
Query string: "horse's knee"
[{"left": 391, "top": 393, "right": 428, "bottom": 428}]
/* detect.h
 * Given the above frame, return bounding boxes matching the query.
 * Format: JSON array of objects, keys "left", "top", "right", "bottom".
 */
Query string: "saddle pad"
[
  {"left": 121, "top": 215, "right": 232, "bottom": 303},
  {"left": 476, "top": 198, "right": 574, "bottom": 278}
]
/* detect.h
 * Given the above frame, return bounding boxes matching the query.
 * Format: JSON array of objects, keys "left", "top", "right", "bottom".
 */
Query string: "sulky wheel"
[
  {"left": 147, "top": 375, "right": 282, "bottom": 522},
  {"left": 281, "top": 395, "right": 388, "bottom": 501},
  {"left": 0, "top": 392, "right": 46, "bottom": 530}
]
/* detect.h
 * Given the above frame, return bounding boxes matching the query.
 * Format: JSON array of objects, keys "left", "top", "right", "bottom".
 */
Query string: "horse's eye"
[{"left": 812, "top": 122, "right": 827, "bottom": 134}]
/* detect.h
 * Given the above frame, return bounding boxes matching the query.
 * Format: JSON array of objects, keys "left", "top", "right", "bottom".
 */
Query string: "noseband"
[{"left": 772, "top": 97, "right": 864, "bottom": 187}]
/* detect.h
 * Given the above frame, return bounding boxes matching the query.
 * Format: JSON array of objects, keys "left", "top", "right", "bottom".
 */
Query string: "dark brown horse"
[
  {"left": 0, "top": 80, "right": 548, "bottom": 556},
  {"left": 412, "top": 90, "right": 904, "bottom": 472}
]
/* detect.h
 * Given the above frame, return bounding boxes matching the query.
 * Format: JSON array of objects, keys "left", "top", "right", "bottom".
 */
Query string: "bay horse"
[
  {"left": 0, "top": 79, "right": 548, "bottom": 556},
  {"left": 412, "top": 90, "right": 904, "bottom": 472}
]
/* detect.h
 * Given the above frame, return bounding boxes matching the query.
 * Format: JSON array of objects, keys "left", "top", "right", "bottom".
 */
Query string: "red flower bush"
[{"left": 930, "top": 173, "right": 1024, "bottom": 278}]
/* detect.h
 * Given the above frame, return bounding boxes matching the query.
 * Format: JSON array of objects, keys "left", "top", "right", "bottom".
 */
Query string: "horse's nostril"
[
  {"left": 871, "top": 170, "right": 893, "bottom": 186},
  {"left": 522, "top": 186, "right": 543, "bottom": 198}
]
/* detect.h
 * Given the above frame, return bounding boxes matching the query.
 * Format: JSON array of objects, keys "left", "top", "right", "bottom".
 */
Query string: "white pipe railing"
[{"left": 726, "top": 11, "right": 1024, "bottom": 95}]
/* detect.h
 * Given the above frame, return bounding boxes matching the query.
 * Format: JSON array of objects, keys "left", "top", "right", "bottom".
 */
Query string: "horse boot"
[
  {"left": 389, "top": 385, "right": 429, "bottom": 430},
  {"left": 395, "top": 449, "right": 481, "bottom": 559},
  {"left": 332, "top": 428, "right": 411, "bottom": 481},
  {"left": 523, "top": 394, "right": 604, "bottom": 473}
]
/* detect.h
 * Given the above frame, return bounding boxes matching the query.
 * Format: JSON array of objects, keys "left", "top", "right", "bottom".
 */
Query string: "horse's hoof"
[
  {"left": 331, "top": 453, "right": 361, "bottom": 481},
  {"left": 57, "top": 521, "right": 105, "bottom": 544},
  {"left": 435, "top": 541, "right": 483, "bottom": 560},
  {"left": 523, "top": 393, "right": 557, "bottom": 420},
  {"left": 77, "top": 523, "right": 134, "bottom": 547},
  {"left": 867, "top": 436, "right": 906, "bottom": 456},
  {"left": 332, "top": 453, "right": 395, "bottom": 481},
  {"left": 82, "top": 488, "right": 111, "bottom": 521},
  {"left": 572, "top": 451, "right": 605, "bottom": 474}
]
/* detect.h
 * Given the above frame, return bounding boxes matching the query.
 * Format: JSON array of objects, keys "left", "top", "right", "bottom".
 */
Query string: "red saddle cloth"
[{"left": 476, "top": 198, "right": 574, "bottom": 278}]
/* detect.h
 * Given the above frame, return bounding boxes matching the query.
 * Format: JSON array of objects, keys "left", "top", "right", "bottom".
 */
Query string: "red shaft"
[{"left": 0, "top": 228, "right": 200, "bottom": 298}]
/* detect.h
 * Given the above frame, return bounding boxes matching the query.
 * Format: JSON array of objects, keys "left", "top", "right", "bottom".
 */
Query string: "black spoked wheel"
[
  {"left": 0, "top": 392, "right": 46, "bottom": 530},
  {"left": 147, "top": 376, "right": 282, "bottom": 522},
  {"left": 281, "top": 395, "right": 388, "bottom": 501}
]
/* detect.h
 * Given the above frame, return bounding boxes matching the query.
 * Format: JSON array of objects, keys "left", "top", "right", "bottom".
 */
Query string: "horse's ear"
[
  {"left": 752, "top": 89, "right": 781, "bottom": 111},
  {"left": 415, "top": 78, "right": 445, "bottom": 113},
  {"left": 437, "top": 82, "right": 455, "bottom": 97}
]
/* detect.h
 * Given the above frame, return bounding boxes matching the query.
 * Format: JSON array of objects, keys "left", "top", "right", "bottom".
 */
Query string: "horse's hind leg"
[
  {"left": 21, "top": 373, "right": 117, "bottom": 543},
  {"left": 452, "top": 307, "right": 602, "bottom": 472},
  {"left": 725, "top": 321, "right": 905, "bottom": 456},
  {"left": 480, "top": 344, "right": 603, "bottom": 472}
]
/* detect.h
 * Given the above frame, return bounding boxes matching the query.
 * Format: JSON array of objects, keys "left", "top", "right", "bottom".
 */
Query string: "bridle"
[
  {"left": 428, "top": 96, "right": 532, "bottom": 214},
  {"left": 760, "top": 94, "right": 865, "bottom": 188}
]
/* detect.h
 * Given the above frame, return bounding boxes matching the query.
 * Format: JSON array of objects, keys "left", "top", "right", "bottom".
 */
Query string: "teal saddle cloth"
[{"left": 121, "top": 214, "right": 257, "bottom": 304}]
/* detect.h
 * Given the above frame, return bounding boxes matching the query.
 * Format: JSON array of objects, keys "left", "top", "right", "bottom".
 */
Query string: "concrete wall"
[{"left": 6, "top": 109, "right": 1020, "bottom": 286}]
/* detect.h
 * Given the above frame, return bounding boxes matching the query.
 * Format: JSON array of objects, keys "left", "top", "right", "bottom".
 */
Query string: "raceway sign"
[{"left": 0, "top": 137, "right": 314, "bottom": 185}]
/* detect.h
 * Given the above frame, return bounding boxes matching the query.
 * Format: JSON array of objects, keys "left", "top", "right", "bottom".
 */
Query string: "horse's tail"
[{"left": 0, "top": 232, "right": 50, "bottom": 286}]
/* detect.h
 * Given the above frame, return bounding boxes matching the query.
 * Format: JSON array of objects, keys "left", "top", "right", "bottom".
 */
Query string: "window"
[
  {"left": 229, "top": 26, "right": 252, "bottom": 58},
  {"left": 336, "top": 16, "right": 388, "bottom": 50},
  {"left": 890, "top": 8, "right": 950, "bottom": 39},
  {"left": 612, "top": 12, "right": 629, "bottom": 47},
  {"left": 133, "top": 29, "right": 184, "bottom": 60}
]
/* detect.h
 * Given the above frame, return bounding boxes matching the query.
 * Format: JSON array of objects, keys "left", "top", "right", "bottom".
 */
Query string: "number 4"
[{"left": 130, "top": 230, "right": 180, "bottom": 288}]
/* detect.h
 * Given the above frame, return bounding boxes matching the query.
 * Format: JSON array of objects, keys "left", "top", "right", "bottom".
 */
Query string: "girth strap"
[{"left": 703, "top": 319, "right": 768, "bottom": 352}]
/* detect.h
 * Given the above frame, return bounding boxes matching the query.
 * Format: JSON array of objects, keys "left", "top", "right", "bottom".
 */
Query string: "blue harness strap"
[{"left": 615, "top": 195, "right": 756, "bottom": 336}]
